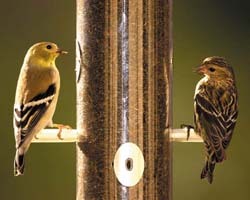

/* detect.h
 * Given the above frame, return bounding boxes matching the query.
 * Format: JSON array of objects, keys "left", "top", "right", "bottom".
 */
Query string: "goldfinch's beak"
[{"left": 56, "top": 49, "right": 68, "bottom": 54}]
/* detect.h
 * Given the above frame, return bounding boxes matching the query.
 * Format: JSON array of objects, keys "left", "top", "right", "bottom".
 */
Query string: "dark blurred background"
[{"left": 0, "top": 0, "right": 249, "bottom": 199}]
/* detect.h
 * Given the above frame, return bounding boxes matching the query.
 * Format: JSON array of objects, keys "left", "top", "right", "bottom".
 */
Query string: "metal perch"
[{"left": 32, "top": 128, "right": 202, "bottom": 143}]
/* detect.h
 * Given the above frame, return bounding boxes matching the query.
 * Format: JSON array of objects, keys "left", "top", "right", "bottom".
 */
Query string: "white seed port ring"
[{"left": 113, "top": 142, "right": 145, "bottom": 187}]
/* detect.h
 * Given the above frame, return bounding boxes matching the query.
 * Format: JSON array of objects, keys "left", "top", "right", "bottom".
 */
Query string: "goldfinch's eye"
[
  {"left": 209, "top": 67, "right": 215, "bottom": 72},
  {"left": 46, "top": 45, "right": 52, "bottom": 50}
]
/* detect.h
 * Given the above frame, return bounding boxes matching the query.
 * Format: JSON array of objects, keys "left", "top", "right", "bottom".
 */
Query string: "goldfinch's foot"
[
  {"left": 180, "top": 124, "right": 194, "bottom": 140},
  {"left": 34, "top": 135, "right": 39, "bottom": 139},
  {"left": 51, "top": 124, "right": 72, "bottom": 140}
]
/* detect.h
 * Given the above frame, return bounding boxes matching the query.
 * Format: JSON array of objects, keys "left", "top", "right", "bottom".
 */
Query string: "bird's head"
[
  {"left": 24, "top": 42, "right": 67, "bottom": 67},
  {"left": 196, "top": 56, "right": 235, "bottom": 80}
]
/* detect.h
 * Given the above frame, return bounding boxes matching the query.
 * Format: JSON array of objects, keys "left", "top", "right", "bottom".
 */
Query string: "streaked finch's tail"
[{"left": 200, "top": 160, "right": 215, "bottom": 183}]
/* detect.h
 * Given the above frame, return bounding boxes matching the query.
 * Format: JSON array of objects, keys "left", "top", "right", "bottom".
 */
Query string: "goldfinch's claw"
[
  {"left": 52, "top": 124, "right": 72, "bottom": 140},
  {"left": 180, "top": 124, "right": 194, "bottom": 141},
  {"left": 57, "top": 129, "right": 63, "bottom": 140}
]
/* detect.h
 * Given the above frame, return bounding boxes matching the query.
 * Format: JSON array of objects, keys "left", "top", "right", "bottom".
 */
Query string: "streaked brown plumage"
[{"left": 194, "top": 56, "right": 238, "bottom": 183}]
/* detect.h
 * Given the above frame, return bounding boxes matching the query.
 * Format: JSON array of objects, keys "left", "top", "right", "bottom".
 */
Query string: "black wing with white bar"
[{"left": 14, "top": 84, "right": 56, "bottom": 148}]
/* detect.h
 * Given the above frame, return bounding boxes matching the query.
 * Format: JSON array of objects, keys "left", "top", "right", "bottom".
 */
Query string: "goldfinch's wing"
[
  {"left": 14, "top": 84, "right": 56, "bottom": 148},
  {"left": 195, "top": 88, "right": 238, "bottom": 162}
]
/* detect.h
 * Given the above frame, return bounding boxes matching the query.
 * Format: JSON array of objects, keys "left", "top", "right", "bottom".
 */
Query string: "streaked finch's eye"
[
  {"left": 209, "top": 67, "right": 215, "bottom": 72},
  {"left": 46, "top": 45, "right": 52, "bottom": 50}
]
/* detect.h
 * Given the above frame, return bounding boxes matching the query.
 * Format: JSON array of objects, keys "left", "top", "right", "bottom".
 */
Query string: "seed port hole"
[{"left": 125, "top": 158, "right": 133, "bottom": 171}]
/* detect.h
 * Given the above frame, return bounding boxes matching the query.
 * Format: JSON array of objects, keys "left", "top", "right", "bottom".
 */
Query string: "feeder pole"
[{"left": 76, "top": 0, "right": 173, "bottom": 199}]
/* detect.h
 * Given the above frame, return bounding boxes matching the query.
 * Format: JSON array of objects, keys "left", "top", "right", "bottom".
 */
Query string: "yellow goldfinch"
[
  {"left": 194, "top": 56, "right": 238, "bottom": 183},
  {"left": 14, "top": 42, "right": 68, "bottom": 176}
]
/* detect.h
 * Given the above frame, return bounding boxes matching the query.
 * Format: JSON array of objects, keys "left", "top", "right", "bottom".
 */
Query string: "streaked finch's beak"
[
  {"left": 195, "top": 65, "right": 206, "bottom": 74},
  {"left": 56, "top": 49, "right": 68, "bottom": 54}
]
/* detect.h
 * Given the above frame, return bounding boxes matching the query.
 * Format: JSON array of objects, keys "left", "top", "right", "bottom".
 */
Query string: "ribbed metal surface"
[{"left": 76, "top": 0, "right": 173, "bottom": 199}]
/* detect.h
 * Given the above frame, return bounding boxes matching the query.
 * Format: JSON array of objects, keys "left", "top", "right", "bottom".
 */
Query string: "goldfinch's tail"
[{"left": 14, "top": 150, "right": 25, "bottom": 176}]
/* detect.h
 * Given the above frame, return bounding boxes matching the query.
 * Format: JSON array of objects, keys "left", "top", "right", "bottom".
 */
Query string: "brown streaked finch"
[{"left": 182, "top": 56, "right": 238, "bottom": 183}]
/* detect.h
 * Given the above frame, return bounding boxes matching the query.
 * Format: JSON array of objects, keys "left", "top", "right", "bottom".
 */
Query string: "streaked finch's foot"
[{"left": 180, "top": 124, "right": 194, "bottom": 140}]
